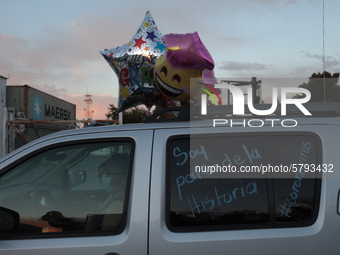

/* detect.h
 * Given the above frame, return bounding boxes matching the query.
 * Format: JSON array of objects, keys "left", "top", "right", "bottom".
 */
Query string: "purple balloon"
[{"left": 163, "top": 32, "right": 215, "bottom": 71}]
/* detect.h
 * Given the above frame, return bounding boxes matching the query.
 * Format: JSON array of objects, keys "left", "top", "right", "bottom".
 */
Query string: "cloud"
[
  {"left": 299, "top": 50, "right": 340, "bottom": 69},
  {"left": 0, "top": 17, "right": 120, "bottom": 106},
  {"left": 0, "top": 12, "right": 159, "bottom": 121},
  {"left": 219, "top": 61, "right": 269, "bottom": 71},
  {"left": 285, "top": 0, "right": 298, "bottom": 4},
  {"left": 0, "top": 34, "right": 29, "bottom": 70},
  {"left": 39, "top": 84, "right": 68, "bottom": 98},
  {"left": 0, "top": 14, "right": 121, "bottom": 84},
  {"left": 242, "top": 0, "right": 299, "bottom": 6},
  {"left": 0, "top": 33, "right": 27, "bottom": 46},
  {"left": 243, "top": 0, "right": 285, "bottom": 3}
]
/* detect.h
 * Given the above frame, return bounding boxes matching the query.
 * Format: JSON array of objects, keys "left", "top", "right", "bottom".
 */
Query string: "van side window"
[
  {"left": 0, "top": 140, "right": 134, "bottom": 238},
  {"left": 167, "top": 133, "right": 321, "bottom": 232}
]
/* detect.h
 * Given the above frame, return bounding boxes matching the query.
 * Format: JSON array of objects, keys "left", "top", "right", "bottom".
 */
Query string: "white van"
[{"left": 0, "top": 105, "right": 339, "bottom": 255}]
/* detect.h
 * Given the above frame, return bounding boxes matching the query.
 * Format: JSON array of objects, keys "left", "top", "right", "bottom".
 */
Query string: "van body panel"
[
  {"left": 0, "top": 130, "right": 154, "bottom": 255},
  {"left": 0, "top": 116, "right": 339, "bottom": 254}
]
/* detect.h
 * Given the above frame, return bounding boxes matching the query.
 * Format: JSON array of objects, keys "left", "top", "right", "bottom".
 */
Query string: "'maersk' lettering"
[
  {"left": 45, "top": 104, "right": 72, "bottom": 120},
  {"left": 201, "top": 86, "right": 311, "bottom": 116}
]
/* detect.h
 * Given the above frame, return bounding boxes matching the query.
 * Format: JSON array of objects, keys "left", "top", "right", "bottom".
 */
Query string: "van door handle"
[{"left": 105, "top": 253, "right": 119, "bottom": 255}]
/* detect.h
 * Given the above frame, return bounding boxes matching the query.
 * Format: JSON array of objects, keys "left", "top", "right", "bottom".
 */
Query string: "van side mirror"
[{"left": 0, "top": 207, "right": 20, "bottom": 231}]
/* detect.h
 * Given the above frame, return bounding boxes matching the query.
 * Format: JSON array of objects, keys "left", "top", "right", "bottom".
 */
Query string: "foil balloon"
[
  {"left": 153, "top": 32, "right": 222, "bottom": 105},
  {"left": 100, "top": 11, "right": 171, "bottom": 112}
]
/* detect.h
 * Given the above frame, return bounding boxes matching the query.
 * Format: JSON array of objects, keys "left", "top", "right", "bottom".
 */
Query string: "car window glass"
[
  {"left": 0, "top": 140, "right": 133, "bottom": 237},
  {"left": 167, "top": 133, "right": 321, "bottom": 231},
  {"left": 263, "top": 135, "right": 320, "bottom": 222}
]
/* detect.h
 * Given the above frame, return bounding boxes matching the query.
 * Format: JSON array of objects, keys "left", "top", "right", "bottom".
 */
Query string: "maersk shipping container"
[
  {"left": 6, "top": 85, "right": 77, "bottom": 151},
  {"left": 6, "top": 85, "right": 76, "bottom": 121}
]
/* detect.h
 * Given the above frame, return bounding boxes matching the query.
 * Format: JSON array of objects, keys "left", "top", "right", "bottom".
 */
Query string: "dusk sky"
[{"left": 1, "top": 0, "right": 339, "bottom": 120}]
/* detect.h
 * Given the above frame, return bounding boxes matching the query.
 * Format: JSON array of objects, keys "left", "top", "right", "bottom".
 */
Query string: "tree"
[
  {"left": 105, "top": 104, "right": 119, "bottom": 120},
  {"left": 106, "top": 104, "right": 148, "bottom": 124},
  {"left": 294, "top": 71, "right": 340, "bottom": 102}
]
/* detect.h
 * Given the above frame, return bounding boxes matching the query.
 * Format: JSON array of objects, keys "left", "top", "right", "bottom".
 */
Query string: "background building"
[{"left": 0, "top": 75, "right": 7, "bottom": 157}]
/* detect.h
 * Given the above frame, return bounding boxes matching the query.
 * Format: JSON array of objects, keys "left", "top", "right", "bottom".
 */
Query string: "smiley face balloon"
[
  {"left": 154, "top": 54, "right": 202, "bottom": 101},
  {"left": 153, "top": 32, "right": 222, "bottom": 105}
]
